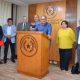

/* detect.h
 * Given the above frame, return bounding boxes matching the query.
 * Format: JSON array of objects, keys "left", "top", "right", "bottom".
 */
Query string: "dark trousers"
[
  {"left": 59, "top": 49, "right": 72, "bottom": 70},
  {"left": 4, "top": 38, "right": 15, "bottom": 62}
]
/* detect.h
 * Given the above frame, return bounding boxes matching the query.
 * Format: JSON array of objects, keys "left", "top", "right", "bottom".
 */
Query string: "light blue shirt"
[
  {"left": 3, "top": 25, "right": 16, "bottom": 43},
  {"left": 33, "top": 22, "right": 52, "bottom": 36},
  {"left": 7, "top": 26, "right": 11, "bottom": 35}
]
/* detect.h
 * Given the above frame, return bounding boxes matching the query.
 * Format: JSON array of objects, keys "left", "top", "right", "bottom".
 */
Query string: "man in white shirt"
[{"left": 3, "top": 18, "right": 16, "bottom": 63}]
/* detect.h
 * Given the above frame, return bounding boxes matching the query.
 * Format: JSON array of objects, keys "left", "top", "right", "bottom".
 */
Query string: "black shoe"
[
  {"left": 11, "top": 59, "right": 15, "bottom": 63},
  {"left": 4, "top": 61, "right": 7, "bottom": 64},
  {"left": 60, "top": 68, "right": 65, "bottom": 71},
  {"left": 77, "top": 71, "right": 80, "bottom": 74},
  {"left": 0, "top": 61, "right": 3, "bottom": 64},
  {"left": 65, "top": 69, "right": 68, "bottom": 71}
]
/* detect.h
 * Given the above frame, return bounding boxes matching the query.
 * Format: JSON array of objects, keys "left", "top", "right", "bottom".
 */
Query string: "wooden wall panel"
[
  {"left": 28, "top": 0, "right": 77, "bottom": 65},
  {"left": 28, "top": 4, "right": 37, "bottom": 23},
  {"left": 66, "top": 0, "right": 77, "bottom": 30}
]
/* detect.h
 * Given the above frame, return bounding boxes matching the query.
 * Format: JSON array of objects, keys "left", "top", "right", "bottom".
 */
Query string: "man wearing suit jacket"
[
  {"left": 17, "top": 16, "right": 30, "bottom": 31},
  {"left": 76, "top": 26, "right": 80, "bottom": 74},
  {"left": 3, "top": 18, "right": 16, "bottom": 63}
]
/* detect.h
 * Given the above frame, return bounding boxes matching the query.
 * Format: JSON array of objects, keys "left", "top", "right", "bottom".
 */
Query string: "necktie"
[{"left": 23, "top": 23, "right": 26, "bottom": 30}]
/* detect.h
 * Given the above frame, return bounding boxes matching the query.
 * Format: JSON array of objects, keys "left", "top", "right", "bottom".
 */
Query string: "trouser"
[
  {"left": 77, "top": 45, "right": 80, "bottom": 71},
  {"left": 59, "top": 49, "right": 72, "bottom": 70},
  {"left": 4, "top": 38, "right": 15, "bottom": 62}
]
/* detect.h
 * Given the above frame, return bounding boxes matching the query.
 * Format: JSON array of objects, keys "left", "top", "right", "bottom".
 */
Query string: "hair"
[
  {"left": 41, "top": 15, "right": 47, "bottom": 20},
  {"left": 61, "top": 20, "right": 68, "bottom": 28},
  {"left": 7, "top": 18, "right": 13, "bottom": 22},
  {"left": 34, "top": 14, "right": 39, "bottom": 17}
]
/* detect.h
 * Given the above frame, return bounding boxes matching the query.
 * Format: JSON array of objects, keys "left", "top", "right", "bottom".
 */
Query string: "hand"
[
  {"left": 7, "top": 35, "right": 11, "bottom": 40},
  {"left": 48, "top": 35, "right": 51, "bottom": 39},
  {"left": 73, "top": 42, "right": 76, "bottom": 49},
  {"left": 30, "top": 27, "right": 33, "bottom": 31}
]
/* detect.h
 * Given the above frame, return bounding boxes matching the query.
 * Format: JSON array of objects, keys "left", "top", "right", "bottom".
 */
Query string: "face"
[
  {"left": 34, "top": 15, "right": 39, "bottom": 22},
  {"left": 7, "top": 20, "right": 13, "bottom": 26},
  {"left": 23, "top": 17, "right": 27, "bottom": 23},
  {"left": 41, "top": 18, "right": 47, "bottom": 25},
  {"left": 61, "top": 22, "right": 67, "bottom": 28}
]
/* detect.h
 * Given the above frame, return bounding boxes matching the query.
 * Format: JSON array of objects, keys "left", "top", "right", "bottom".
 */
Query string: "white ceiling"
[{"left": 4, "top": 0, "right": 63, "bottom": 5}]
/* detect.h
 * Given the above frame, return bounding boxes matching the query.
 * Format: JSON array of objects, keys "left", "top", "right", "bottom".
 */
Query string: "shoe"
[
  {"left": 4, "top": 61, "right": 7, "bottom": 64},
  {"left": 60, "top": 68, "right": 65, "bottom": 71},
  {"left": 65, "top": 69, "right": 68, "bottom": 71},
  {"left": 77, "top": 71, "right": 80, "bottom": 74},
  {"left": 0, "top": 61, "right": 3, "bottom": 64},
  {"left": 11, "top": 59, "right": 15, "bottom": 63}
]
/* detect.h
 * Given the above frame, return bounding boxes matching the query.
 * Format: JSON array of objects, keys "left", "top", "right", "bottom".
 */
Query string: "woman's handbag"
[{"left": 0, "top": 40, "right": 4, "bottom": 46}]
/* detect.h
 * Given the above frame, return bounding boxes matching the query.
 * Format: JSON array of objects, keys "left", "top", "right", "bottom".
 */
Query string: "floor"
[{"left": 0, "top": 60, "right": 80, "bottom": 80}]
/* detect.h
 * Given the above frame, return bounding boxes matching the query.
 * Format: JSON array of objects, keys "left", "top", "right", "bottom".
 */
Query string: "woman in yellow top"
[{"left": 57, "top": 20, "right": 76, "bottom": 71}]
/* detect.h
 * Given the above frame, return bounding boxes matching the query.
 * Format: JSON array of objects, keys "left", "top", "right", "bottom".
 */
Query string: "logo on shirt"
[
  {"left": 20, "top": 35, "right": 38, "bottom": 57},
  {"left": 44, "top": 6, "right": 57, "bottom": 18}
]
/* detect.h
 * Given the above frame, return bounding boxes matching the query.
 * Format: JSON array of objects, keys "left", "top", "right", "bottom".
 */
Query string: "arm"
[
  {"left": 30, "top": 25, "right": 38, "bottom": 31},
  {"left": 47, "top": 24, "right": 52, "bottom": 39},
  {"left": 0, "top": 26, "right": 3, "bottom": 40},
  {"left": 70, "top": 29, "right": 76, "bottom": 43},
  {"left": 27, "top": 23, "right": 30, "bottom": 31},
  {"left": 70, "top": 29, "right": 76, "bottom": 49},
  {"left": 2, "top": 25, "right": 7, "bottom": 37},
  {"left": 17, "top": 23, "right": 20, "bottom": 31}
]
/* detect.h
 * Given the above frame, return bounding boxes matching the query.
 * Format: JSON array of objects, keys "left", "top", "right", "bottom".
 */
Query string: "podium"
[{"left": 16, "top": 31, "right": 50, "bottom": 78}]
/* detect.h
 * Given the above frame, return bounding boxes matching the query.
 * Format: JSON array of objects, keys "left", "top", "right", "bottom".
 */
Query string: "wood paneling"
[
  {"left": 28, "top": 4, "right": 37, "bottom": 23},
  {"left": 28, "top": 0, "right": 77, "bottom": 65},
  {"left": 66, "top": 0, "right": 77, "bottom": 30},
  {"left": 17, "top": 31, "right": 50, "bottom": 78}
]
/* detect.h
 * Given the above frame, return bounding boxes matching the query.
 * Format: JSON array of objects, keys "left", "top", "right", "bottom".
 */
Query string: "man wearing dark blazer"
[
  {"left": 76, "top": 26, "right": 80, "bottom": 73},
  {"left": 17, "top": 16, "right": 30, "bottom": 31}
]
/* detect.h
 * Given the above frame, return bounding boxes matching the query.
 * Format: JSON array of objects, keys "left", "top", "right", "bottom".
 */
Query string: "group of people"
[
  {"left": 0, "top": 14, "right": 80, "bottom": 74},
  {"left": 0, "top": 15, "right": 52, "bottom": 64}
]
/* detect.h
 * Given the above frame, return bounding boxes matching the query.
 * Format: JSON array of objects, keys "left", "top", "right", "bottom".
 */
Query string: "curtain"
[{"left": 0, "top": 0, "right": 12, "bottom": 26}]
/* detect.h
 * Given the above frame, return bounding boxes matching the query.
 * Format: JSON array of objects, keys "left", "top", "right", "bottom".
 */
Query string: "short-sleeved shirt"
[{"left": 33, "top": 22, "right": 52, "bottom": 36}]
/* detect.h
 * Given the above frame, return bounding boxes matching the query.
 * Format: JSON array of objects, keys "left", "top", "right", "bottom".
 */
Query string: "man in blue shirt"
[
  {"left": 3, "top": 18, "right": 16, "bottom": 63},
  {"left": 31, "top": 16, "right": 52, "bottom": 38}
]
